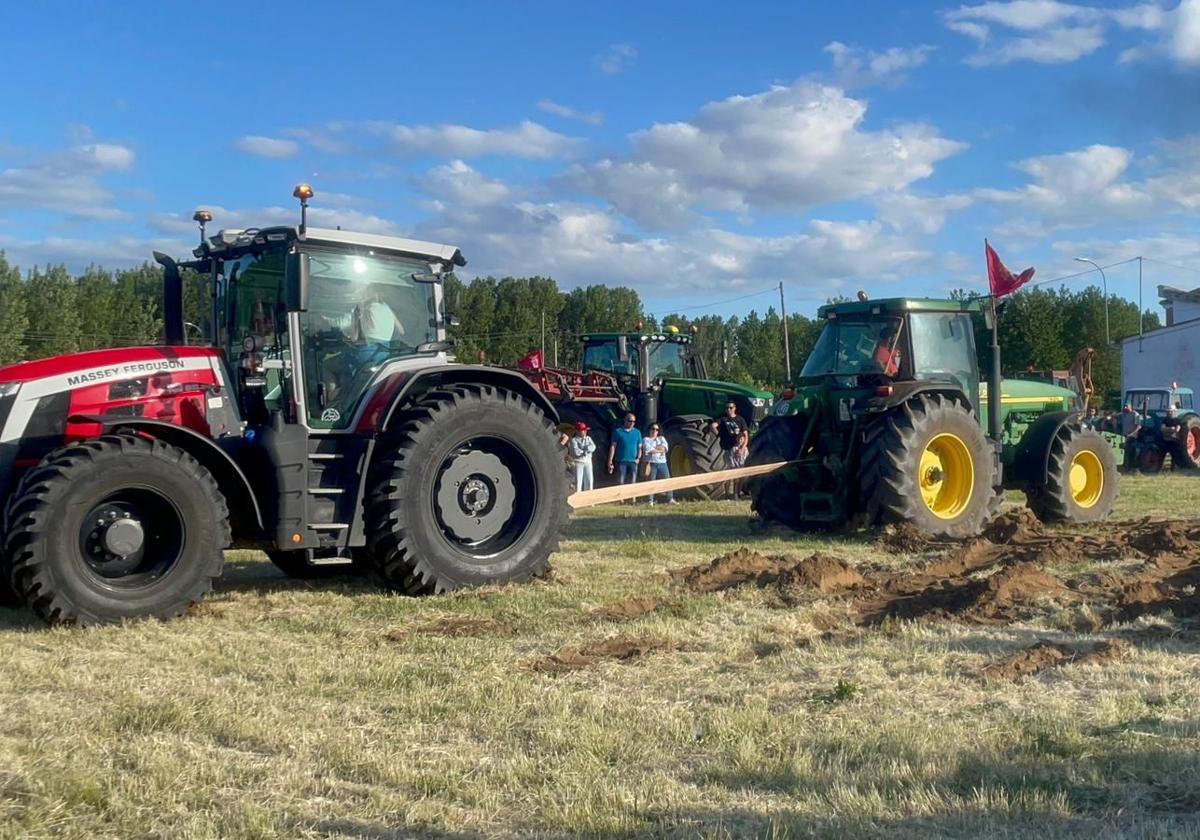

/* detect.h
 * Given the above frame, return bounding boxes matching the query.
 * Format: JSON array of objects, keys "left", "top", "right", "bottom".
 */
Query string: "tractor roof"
[
  {"left": 818, "top": 297, "right": 981, "bottom": 318},
  {"left": 201, "top": 225, "right": 466, "bottom": 267},
  {"left": 583, "top": 332, "right": 692, "bottom": 343}
]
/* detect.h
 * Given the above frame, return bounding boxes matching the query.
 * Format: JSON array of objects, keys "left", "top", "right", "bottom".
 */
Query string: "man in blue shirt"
[{"left": 608, "top": 412, "right": 643, "bottom": 495}]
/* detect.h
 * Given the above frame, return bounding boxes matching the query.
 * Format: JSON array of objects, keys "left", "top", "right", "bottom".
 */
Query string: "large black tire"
[
  {"left": 746, "top": 414, "right": 807, "bottom": 527},
  {"left": 1026, "top": 426, "right": 1118, "bottom": 524},
  {"left": 860, "top": 394, "right": 995, "bottom": 538},
  {"left": 266, "top": 550, "right": 364, "bottom": 579},
  {"left": 1171, "top": 415, "right": 1200, "bottom": 469},
  {"left": 665, "top": 417, "right": 728, "bottom": 501},
  {"left": 4, "top": 435, "right": 229, "bottom": 626},
  {"left": 1137, "top": 444, "right": 1164, "bottom": 475},
  {"left": 365, "top": 384, "right": 568, "bottom": 595}
]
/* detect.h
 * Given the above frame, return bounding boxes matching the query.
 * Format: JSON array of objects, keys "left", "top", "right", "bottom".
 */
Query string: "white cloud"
[
  {"left": 374, "top": 120, "right": 582, "bottom": 160},
  {"left": 824, "top": 41, "right": 934, "bottom": 86},
  {"left": 943, "top": 1, "right": 1194, "bottom": 65},
  {"left": 0, "top": 141, "right": 136, "bottom": 219},
  {"left": 594, "top": 43, "right": 637, "bottom": 75},
  {"left": 875, "top": 191, "right": 974, "bottom": 234},
  {"left": 410, "top": 162, "right": 931, "bottom": 297},
  {"left": 537, "top": 99, "right": 604, "bottom": 126},
  {"left": 974, "top": 144, "right": 1153, "bottom": 232},
  {"left": 1170, "top": 0, "right": 1200, "bottom": 63},
  {"left": 148, "top": 204, "right": 401, "bottom": 238},
  {"left": 233, "top": 135, "right": 300, "bottom": 159},
  {"left": 567, "top": 81, "right": 965, "bottom": 230}
]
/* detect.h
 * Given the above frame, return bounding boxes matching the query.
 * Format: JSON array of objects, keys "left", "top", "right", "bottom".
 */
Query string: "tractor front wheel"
[
  {"left": 365, "top": 384, "right": 568, "bottom": 595},
  {"left": 665, "top": 418, "right": 727, "bottom": 501},
  {"left": 1026, "top": 426, "right": 1118, "bottom": 523},
  {"left": 746, "top": 415, "right": 807, "bottom": 528},
  {"left": 860, "top": 394, "right": 995, "bottom": 538},
  {"left": 4, "top": 434, "right": 229, "bottom": 625},
  {"left": 1138, "top": 444, "right": 1164, "bottom": 474}
]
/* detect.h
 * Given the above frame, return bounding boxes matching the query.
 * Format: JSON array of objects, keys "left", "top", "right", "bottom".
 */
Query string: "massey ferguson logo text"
[{"left": 66, "top": 360, "right": 186, "bottom": 387}]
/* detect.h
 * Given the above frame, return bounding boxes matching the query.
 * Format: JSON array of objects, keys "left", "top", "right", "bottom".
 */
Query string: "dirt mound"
[
  {"left": 876, "top": 523, "right": 933, "bottom": 554},
  {"left": 534, "top": 636, "right": 678, "bottom": 673},
  {"left": 672, "top": 548, "right": 863, "bottom": 595},
  {"left": 983, "top": 509, "right": 1046, "bottom": 544},
  {"left": 386, "top": 617, "right": 514, "bottom": 640},
  {"left": 982, "top": 638, "right": 1132, "bottom": 681},
  {"left": 589, "top": 597, "right": 662, "bottom": 620},
  {"left": 1125, "top": 519, "right": 1198, "bottom": 556}
]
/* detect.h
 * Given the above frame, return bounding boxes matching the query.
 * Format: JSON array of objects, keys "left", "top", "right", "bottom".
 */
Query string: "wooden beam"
[{"left": 567, "top": 461, "right": 791, "bottom": 509}]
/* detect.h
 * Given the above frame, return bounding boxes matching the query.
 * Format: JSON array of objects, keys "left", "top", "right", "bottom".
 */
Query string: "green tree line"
[{"left": 0, "top": 251, "right": 1160, "bottom": 402}]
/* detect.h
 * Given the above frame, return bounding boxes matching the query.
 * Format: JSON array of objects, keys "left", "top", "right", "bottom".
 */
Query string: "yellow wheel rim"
[
  {"left": 669, "top": 444, "right": 693, "bottom": 476},
  {"left": 1068, "top": 449, "right": 1103, "bottom": 509},
  {"left": 918, "top": 433, "right": 974, "bottom": 520}
]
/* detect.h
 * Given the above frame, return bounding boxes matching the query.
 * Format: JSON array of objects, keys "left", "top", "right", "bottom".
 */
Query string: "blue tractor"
[{"left": 1124, "top": 385, "right": 1200, "bottom": 473}]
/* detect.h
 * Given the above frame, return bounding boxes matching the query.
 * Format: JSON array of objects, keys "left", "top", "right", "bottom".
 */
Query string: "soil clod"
[
  {"left": 535, "top": 636, "right": 678, "bottom": 672},
  {"left": 982, "top": 638, "right": 1132, "bottom": 681},
  {"left": 589, "top": 597, "right": 662, "bottom": 620}
]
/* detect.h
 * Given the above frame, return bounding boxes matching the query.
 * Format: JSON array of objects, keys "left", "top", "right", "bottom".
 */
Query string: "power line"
[
  {"left": 1140, "top": 257, "right": 1200, "bottom": 277},
  {"left": 641, "top": 285, "right": 778, "bottom": 314},
  {"left": 1025, "top": 257, "right": 1139, "bottom": 290}
]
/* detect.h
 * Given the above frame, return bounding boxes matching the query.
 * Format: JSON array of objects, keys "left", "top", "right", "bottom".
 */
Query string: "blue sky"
[{"left": 3, "top": 0, "right": 1200, "bottom": 318}]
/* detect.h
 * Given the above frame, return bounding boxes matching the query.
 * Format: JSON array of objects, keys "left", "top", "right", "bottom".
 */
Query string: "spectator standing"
[
  {"left": 1082, "top": 407, "right": 1099, "bottom": 430},
  {"left": 641, "top": 423, "right": 677, "bottom": 505},
  {"left": 710, "top": 401, "right": 750, "bottom": 498},
  {"left": 566, "top": 422, "right": 596, "bottom": 492},
  {"left": 608, "top": 413, "right": 643, "bottom": 499},
  {"left": 1117, "top": 403, "right": 1142, "bottom": 470}
]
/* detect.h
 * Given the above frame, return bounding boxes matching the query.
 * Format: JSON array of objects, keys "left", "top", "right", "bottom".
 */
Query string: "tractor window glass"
[
  {"left": 221, "top": 251, "right": 289, "bottom": 411},
  {"left": 800, "top": 317, "right": 903, "bottom": 377},
  {"left": 299, "top": 249, "right": 439, "bottom": 429},
  {"left": 583, "top": 341, "right": 639, "bottom": 376},
  {"left": 909, "top": 312, "right": 976, "bottom": 394},
  {"left": 1182, "top": 393, "right": 1194, "bottom": 410},
  {"left": 646, "top": 341, "right": 687, "bottom": 380},
  {"left": 1125, "top": 391, "right": 1171, "bottom": 412}
]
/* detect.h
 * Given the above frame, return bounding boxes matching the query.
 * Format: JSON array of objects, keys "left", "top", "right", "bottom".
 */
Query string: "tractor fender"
[
  {"left": 1007, "top": 410, "right": 1074, "bottom": 487},
  {"left": 870, "top": 382, "right": 972, "bottom": 413},
  {"left": 378, "top": 365, "right": 559, "bottom": 433},
  {"left": 68, "top": 415, "right": 265, "bottom": 536}
]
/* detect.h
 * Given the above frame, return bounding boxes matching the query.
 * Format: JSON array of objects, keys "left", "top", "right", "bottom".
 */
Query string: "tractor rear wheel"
[
  {"left": 1026, "top": 426, "right": 1117, "bottom": 523},
  {"left": 365, "top": 384, "right": 568, "bottom": 595},
  {"left": 1171, "top": 415, "right": 1200, "bottom": 469},
  {"left": 746, "top": 415, "right": 807, "bottom": 528},
  {"left": 860, "top": 394, "right": 995, "bottom": 538},
  {"left": 665, "top": 418, "right": 728, "bottom": 501},
  {"left": 4, "top": 434, "right": 229, "bottom": 625}
]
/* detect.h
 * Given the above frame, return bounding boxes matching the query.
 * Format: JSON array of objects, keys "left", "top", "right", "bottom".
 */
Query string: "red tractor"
[{"left": 0, "top": 187, "right": 568, "bottom": 625}]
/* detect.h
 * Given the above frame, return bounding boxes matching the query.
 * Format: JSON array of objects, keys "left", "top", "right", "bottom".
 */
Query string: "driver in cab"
[
  {"left": 873, "top": 325, "right": 901, "bottom": 377},
  {"left": 316, "top": 282, "right": 406, "bottom": 405}
]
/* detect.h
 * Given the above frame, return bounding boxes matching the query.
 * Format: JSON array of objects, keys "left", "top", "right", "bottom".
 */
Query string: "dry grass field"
[{"left": 2, "top": 475, "right": 1199, "bottom": 839}]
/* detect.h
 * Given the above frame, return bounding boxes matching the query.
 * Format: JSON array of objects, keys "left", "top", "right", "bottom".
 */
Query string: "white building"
[{"left": 1120, "top": 285, "right": 1200, "bottom": 395}]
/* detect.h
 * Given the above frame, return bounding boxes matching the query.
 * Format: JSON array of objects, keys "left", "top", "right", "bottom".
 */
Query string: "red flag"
[
  {"left": 518, "top": 350, "right": 544, "bottom": 371},
  {"left": 985, "top": 239, "right": 1035, "bottom": 298}
]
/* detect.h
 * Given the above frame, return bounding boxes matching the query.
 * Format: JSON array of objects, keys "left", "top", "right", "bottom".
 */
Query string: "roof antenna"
[
  {"left": 293, "top": 184, "right": 314, "bottom": 236},
  {"left": 193, "top": 209, "right": 212, "bottom": 246}
]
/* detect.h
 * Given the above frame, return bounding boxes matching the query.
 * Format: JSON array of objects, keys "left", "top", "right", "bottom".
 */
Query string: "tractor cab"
[
  {"left": 170, "top": 220, "right": 463, "bottom": 431},
  {"left": 787, "top": 298, "right": 982, "bottom": 414},
  {"left": 581, "top": 329, "right": 703, "bottom": 388},
  {"left": 1124, "top": 386, "right": 1194, "bottom": 419}
]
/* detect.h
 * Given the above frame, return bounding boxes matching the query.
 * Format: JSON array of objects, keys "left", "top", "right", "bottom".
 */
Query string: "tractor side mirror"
[
  {"left": 285, "top": 251, "right": 311, "bottom": 312},
  {"left": 617, "top": 335, "right": 629, "bottom": 362}
]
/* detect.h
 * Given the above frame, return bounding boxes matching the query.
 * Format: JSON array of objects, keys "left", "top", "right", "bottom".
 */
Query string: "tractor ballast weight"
[
  {"left": 0, "top": 189, "right": 570, "bottom": 624},
  {"left": 749, "top": 296, "right": 1118, "bottom": 536}
]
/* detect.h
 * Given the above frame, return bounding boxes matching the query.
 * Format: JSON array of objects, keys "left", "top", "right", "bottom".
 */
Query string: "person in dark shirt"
[{"left": 710, "top": 401, "right": 750, "bottom": 497}]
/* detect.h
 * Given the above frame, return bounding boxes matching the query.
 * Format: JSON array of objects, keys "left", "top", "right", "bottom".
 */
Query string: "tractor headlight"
[{"left": 0, "top": 382, "right": 19, "bottom": 397}]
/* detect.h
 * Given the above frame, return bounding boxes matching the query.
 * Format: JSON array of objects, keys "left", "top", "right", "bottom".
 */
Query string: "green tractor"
[
  {"left": 749, "top": 297, "right": 1117, "bottom": 536},
  {"left": 550, "top": 329, "right": 773, "bottom": 497}
]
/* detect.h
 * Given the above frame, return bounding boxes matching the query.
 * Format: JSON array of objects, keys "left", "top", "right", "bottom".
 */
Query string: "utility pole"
[
  {"left": 1138, "top": 256, "right": 1144, "bottom": 351},
  {"left": 540, "top": 309, "right": 546, "bottom": 362},
  {"left": 1074, "top": 257, "right": 1110, "bottom": 345},
  {"left": 553, "top": 334, "right": 559, "bottom": 366},
  {"left": 779, "top": 281, "right": 792, "bottom": 382}
]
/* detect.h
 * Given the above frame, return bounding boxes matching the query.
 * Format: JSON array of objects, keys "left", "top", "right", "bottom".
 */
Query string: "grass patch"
[{"left": 0, "top": 476, "right": 1198, "bottom": 838}]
